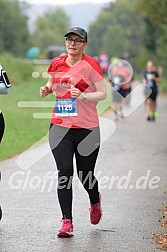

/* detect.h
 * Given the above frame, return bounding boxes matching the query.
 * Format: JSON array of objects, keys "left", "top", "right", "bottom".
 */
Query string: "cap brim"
[{"left": 64, "top": 31, "right": 86, "bottom": 39}]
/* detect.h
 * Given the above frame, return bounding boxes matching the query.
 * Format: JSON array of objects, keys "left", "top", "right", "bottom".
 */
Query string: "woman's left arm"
[
  {"left": 85, "top": 79, "right": 107, "bottom": 102},
  {"left": 70, "top": 78, "right": 107, "bottom": 102},
  {"left": 155, "top": 76, "right": 160, "bottom": 85}
]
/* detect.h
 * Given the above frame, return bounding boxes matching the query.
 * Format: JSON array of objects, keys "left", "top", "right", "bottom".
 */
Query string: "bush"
[
  {"left": 160, "top": 77, "right": 167, "bottom": 93},
  {"left": 0, "top": 53, "right": 34, "bottom": 84}
]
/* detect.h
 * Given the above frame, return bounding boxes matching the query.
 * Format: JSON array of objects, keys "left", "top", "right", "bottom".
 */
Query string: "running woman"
[{"left": 40, "top": 27, "right": 107, "bottom": 237}]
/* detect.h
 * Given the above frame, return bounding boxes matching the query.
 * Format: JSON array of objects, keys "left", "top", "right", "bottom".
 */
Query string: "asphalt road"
[{"left": 0, "top": 84, "right": 167, "bottom": 252}]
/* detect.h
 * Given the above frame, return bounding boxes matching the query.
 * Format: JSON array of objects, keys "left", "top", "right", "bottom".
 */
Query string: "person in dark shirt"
[{"left": 143, "top": 61, "right": 160, "bottom": 121}]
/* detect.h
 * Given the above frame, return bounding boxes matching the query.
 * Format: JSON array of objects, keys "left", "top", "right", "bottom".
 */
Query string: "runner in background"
[
  {"left": 143, "top": 60, "right": 160, "bottom": 121},
  {"left": 98, "top": 53, "right": 109, "bottom": 75},
  {"left": 121, "top": 52, "right": 133, "bottom": 107},
  {"left": 108, "top": 58, "right": 133, "bottom": 120}
]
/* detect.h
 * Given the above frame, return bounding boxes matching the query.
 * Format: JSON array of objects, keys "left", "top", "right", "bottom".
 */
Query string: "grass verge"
[
  {"left": 0, "top": 64, "right": 111, "bottom": 160},
  {"left": 0, "top": 64, "right": 53, "bottom": 160}
]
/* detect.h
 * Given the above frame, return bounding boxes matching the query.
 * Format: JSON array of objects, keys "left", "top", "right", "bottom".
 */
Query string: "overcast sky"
[{"left": 20, "top": 0, "right": 113, "bottom": 5}]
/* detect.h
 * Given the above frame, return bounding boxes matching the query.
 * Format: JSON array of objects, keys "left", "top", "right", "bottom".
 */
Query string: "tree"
[
  {"left": 32, "top": 7, "right": 71, "bottom": 51},
  {"left": 87, "top": 0, "right": 145, "bottom": 71},
  {"left": 136, "top": 0, "right": 167, "bottom": 25},
  {"left": 0, "top": 0, "right": 30, "bottom": 56},
  {"left": 136, "top": 0, "right": 167, "bottom": 71}
]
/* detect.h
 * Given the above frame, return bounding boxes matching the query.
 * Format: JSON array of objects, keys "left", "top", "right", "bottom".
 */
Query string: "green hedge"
[{"left": 0, "top": 53, "right": 34, "bottom": 84}]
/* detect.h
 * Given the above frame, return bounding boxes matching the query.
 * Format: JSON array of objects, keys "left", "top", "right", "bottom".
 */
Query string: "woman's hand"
[
  {"left": 70, "top": 87, "right": 82, "bottom": 99},
  {"left": 40, "top": 86, "right": 50, "bottom": 97}
]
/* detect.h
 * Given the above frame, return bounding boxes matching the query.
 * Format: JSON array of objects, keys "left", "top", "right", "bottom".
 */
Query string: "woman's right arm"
[{"left": 40, "top": 76, "right": 54, "bottom": 97}]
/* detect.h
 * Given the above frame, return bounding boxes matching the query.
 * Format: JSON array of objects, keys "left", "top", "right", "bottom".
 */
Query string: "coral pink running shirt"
[{"left": 47, "top": 54, "right": 103, "bottom": 128}]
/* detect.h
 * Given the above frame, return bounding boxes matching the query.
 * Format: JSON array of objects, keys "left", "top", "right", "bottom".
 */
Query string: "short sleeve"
[
  {"left": 83, "top": 56, "right": 103, "bottom": 84},
  {"left": 47, "top": 59, "right": 58, "bottom": 77}
]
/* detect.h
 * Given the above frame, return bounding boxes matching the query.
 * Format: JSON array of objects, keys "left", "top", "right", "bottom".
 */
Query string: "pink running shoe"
[
  {"left": 89, "top": 193, "right": 102, "bottom": 225},
  {"left": 57, "top": 219, "right": 74, "bottom": 237}
]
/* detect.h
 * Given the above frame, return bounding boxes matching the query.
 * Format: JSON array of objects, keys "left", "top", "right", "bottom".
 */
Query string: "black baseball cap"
[{"left": 64, "top": 27, "right": 87, "bottom": 41}]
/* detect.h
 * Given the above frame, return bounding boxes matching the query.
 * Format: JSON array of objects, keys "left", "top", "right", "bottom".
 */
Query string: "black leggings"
[
  {"left": 0, "top": 112, "right": 5, "bottom": 143},
  {"left": 49, "top": 124, "right": 100, "bottom": 220}
]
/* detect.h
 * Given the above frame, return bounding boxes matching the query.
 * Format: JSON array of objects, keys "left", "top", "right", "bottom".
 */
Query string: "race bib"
[
  {"left": 147, "top": 80, "right": 154, "bottom": 87},
  {"left": 146, "top": 73, "right": 154, "bottom": 87},
  {"left": 55, "top": 98, "right": 78, "bottom": 117}
]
